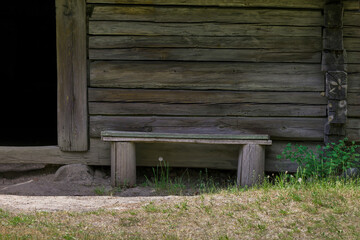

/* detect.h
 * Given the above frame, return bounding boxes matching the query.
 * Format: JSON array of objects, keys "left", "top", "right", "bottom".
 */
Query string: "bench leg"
[
  {"left": 111, "top": 142, "right": 136, "bottom": 187},
  {"left": 237, "top": 144, "right": 265, "bottom": 187}
]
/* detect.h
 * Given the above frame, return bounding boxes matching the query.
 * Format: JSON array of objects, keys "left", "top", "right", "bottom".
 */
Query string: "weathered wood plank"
[
  {"left": 344, "top": 27, "right": 360, "bottom": 37},
  {"left": 347, "top": 51, "right": 360, "bottom": 64},
  {"left": 349, "top": 93, "right": 360, "bottom": 104},
  {"left": 90, "top": 62, "right": 324, "bottom": 91},
  {"left": 89, "top": 48, "right": 320, "bottom": 63},
  {"left": 0, "top": 139, "right": 110, "bottom": 165},
  {"left": 89, "top": 102, "right": 326, "bottom": 117},
  {"left": 344, "top": 11, "right": 360, "bottom": 26},
  {"left": 349, "top": 73, "right": 360, "bottom": 92},
  {"left": 89, "top": 21, "right": 321, "bottom": 37},
  {"left": 112, "top": 142, "right": 136, "bottom": 186},
  {"left": 344, "top": 38, "right": 360, "bottom": 51},
  {"left": 90, "top": 6, "right": 322, "bottom": 26},
  {"left": 238, "top": 144, "right": 265, "bottom": 186},
  {"left": 348, "top": 106, "right": 360, "bottom": 117},
  {"left": 89, "top": 36, "right": 321, "bottom": 50},
  {"left": 90, "top": 116, "right": 325, "bottom": 140},
  {"left": 344, "top": 0, "right": 360, "bottom": 10},
  {"left": 87, "top": 0, "right": 325, "bottom": 9},
  {"left": 347, "top": 118, "right": 360, "bottom": 141},
  {"left": 56, "top": 0, "right": 88, "bottom": 151},
  {"left": 88, "top": 88, "right": 327, "bottom": 104},
  {"left": 348, "top": 64, "right": 360, "bottom": 72}
]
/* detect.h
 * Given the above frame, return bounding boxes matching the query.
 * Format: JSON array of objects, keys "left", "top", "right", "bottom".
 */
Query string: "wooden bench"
[{"left": 101, "top": 131, "right": 272, "bottom": 187}]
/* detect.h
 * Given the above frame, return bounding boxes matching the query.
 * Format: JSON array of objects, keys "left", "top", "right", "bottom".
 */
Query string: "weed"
[
  {"left": 94, "top": 186, "right": 107, "bottom": 196},
  {"left": 277, "top": 138, "right": 360, "bottom": 179}
]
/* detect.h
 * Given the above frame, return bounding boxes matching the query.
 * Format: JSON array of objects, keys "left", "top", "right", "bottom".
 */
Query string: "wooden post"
[
  {"left": 111, "top": 142, "right": 136, "bottom": 187},
  {"left": 56, "top": 0, "right": 88, "bottom": 151},
  {"left": 237, "top": 144, "right": 265, "bottom": 187},
  {"left": 322, "top": 1, "right": 347, "bottom": 144}
]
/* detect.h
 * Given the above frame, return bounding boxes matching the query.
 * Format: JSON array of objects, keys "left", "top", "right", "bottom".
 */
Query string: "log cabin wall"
[
  {"left": 85, "top": 0, "right": 359, "bottom": 172},
  {"left": 344, "top": 6, "right": 360, "bottom": 142}
]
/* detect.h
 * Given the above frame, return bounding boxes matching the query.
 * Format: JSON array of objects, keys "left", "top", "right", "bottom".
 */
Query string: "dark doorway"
[{"left": 0, "top": 1, "right": 57, "bottom": 146}]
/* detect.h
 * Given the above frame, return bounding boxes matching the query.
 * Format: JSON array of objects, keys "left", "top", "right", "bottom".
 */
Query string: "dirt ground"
[
  {"left": 0, "top": 165, "right": 236, "bottom": 212},
  {"left": 0, "top": 165, "right": 190, "bottom": 212}
]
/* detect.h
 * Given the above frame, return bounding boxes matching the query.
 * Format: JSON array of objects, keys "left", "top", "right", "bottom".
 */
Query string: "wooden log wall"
[
  {"left": 344, "top": 5, "right": 360, "bottom": 142},
  {"left": 86, "top": 0, "right": 359, "bottom": 172}
]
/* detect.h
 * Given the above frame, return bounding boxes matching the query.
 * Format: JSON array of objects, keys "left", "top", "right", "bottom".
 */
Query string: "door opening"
[{"left": 0, "top": 1, "right": 57, "bottom": 146}]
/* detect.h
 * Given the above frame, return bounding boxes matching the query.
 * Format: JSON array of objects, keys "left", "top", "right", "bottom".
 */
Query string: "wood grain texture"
[
  {"left": 90, "top": 62, "right": 324, "bottom": 91},
  {"left": 102, "top": 131, "right": 270, "bottom": 140},
  {"left": 344, "top": 27, "right": 360, "bottom": 37},
  {"left": 86, "top": 0, "right": 325, "bottom": 9},
  {"left": 344, "top": 38, "right": 360, "bottom": 51},
  {"left": 112, "top": 142, "right": 136, "bottom": 186},
  {"left": 89, "top": 21, "right": 321, "bottom": 37},
  {"left": 89, "top": 102, "right": 326, "bottom": 117},
  {"left": 0, "top": 139, "right": 110, "bottom": 165},
  {"left": 89, "top": 36, "right": 321, "bottom": 50},
  {"left": 89, "top": 48, "right": 321, "bottom": 63},
  {"left": 347, "top": 52, "right": 360, "bottom": 64},
  {"left": 237, "top": 144, "right": 265, "bottom": 186},
  {"left": 344, "top": 11, "right": 360, "bottom": 26},
  {"left": 90, "top": 116, "right": 325, "bottom": 140},
  {"left": 88, "top": 88, "right": 327, "bottom": 104},
  {"left": 349, "top": 93, "right": 360, "bottom": 104},
  {"left": 90, "top": 6, "right": 322, "bottom": 26},
  {"left": 56, "top": 0, "right": 88, "bottom": 151},
  {"left": 349, "top": 74, "right": 360, "bottom": 92},
  {"left": 347, "top": 118, "right": 360, "bottom": 141},
  {"left": 348, "top": 106, "right": 360, "bottom": 117}
]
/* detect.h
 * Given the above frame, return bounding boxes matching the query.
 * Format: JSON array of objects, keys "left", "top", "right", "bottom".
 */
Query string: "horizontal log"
[
  {"left": 344, "top": 37, "right": 360, "bottom": 51},
  {"left": 90, "top": 116, "right": 325, "bottom": 140},
  {"left": 348, "top": 64, "right": 360, "bottom": 73},
  {"left": 86, "top": 0, "right": 325, "bottom": 8},
  {"left": 90, "top": 61, "right": 324, "bottom": 91},
  {"left": 344, "top": 11, "right": 360, "bottom": 26},
  {"left": 348, "top": 106, "right": 360, "bottom": 117},
  {"left": 89, "top": 36, "right": 321, "bottom": 50},
  {"left": 0, "top": 139, "right": 110, "bottom": 165},
  {"left": 347, "top": 52, "right": 360, "bottom": 64},
  {"left": 349, "top": 73, "right": 360, "bottom": 92},
  {"left": 344, "top": 27, "right": 360, "bottom": 37},
  {"left": 349, "top": 93, "right": 360, "bottom": 104},
  {"left": 89, "top": 21, "right": 321, "bottom": 37},
  {"left": 84, "top": 0, "right": 360, "bottom": 10},
  {"left": 89, "top": 102, "right": 326, "bottom": 117},
  {"left": 89, "top": 48, "right": 321, "bottom": 63},
  {"left": 90, "top": 6, "right": 322, "bottom": 26},
  {"left": 347, "top": 118, "right": 360, "bottom": 141},
  {"left": 88, "top": 88, "right": 327, "bottom": 104}
]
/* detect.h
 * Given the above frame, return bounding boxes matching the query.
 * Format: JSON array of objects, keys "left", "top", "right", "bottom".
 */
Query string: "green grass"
[{"left": 0, "top": 177, "right": 360, "bottom": 239}]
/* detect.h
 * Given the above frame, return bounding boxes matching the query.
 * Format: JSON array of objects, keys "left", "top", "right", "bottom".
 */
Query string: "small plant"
[
  {"left": 277, "top": 138, "right": 360, "bottom": 179},
  {"left": 94, "top": 186, "right": 107, "bottom": 196},
  {"left": 144, "top": 157, "right": 186, "bottom": 194}
]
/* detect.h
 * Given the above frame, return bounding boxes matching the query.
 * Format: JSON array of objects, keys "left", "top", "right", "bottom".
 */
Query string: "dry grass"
[{"left": 1, "top": 179, "right": 360, "bottom": 240}]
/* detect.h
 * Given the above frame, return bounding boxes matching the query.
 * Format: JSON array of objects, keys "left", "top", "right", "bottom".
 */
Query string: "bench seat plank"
[{"left": 102, "top": 131, "right": 271, "bottom": 145}]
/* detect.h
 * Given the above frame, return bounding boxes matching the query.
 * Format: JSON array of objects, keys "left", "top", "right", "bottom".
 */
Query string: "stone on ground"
[{"left": 54, "top": 164, "right": 94, "bottom": 184}]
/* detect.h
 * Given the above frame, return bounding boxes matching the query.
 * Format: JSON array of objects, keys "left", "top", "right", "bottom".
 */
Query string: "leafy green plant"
[{"left": 277, "top": 138, "right": 360, "bottom": 179}]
